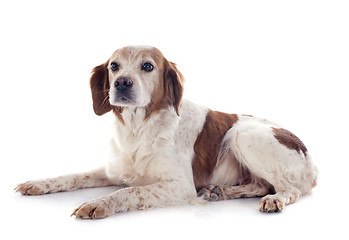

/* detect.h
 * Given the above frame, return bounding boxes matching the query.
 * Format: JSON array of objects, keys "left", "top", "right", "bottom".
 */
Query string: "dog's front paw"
[
  {"left": 72, "top": 198, "right": 115, "bottom": 219},
  {"left": 15, "top": 181, "right": 49, "bottom": 195}
]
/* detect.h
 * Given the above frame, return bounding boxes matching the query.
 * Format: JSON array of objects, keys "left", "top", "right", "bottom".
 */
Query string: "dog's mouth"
[
  {"left": 110, "top": 92, "right": 137, "bottom": 107},
  {"left": 118, "top": 93, "right": 132, "bottom": 102},
  {"left": 109, "top": 86, "right": 149, "bottom": 107}
]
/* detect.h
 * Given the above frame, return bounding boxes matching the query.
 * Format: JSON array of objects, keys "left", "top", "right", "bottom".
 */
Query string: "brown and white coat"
[{"left": 16, "top": 46, "right": 318, "bottom": 219}]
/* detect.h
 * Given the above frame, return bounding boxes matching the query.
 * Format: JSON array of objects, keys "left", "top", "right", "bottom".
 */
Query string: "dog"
[{"left": 15, "top": 46, "right": 318, "bottom": 219}]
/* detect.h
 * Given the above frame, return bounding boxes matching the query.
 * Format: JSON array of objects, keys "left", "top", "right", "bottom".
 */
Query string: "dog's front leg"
[
  {"left": 15, "top": 167, "right": 113, "bottom": 195},
  {"left": 72, "top": 180, "right": 194, "bottom": 219}
]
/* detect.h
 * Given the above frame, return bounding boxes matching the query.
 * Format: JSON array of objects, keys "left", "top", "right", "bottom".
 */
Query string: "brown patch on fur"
[
  {"left": 90, "top": 60, "right": 124, "bottom": 123},
  {"left": 90, "top": 61, "right": 112, "bottom": 116},
  {"left": 272, "top": 128, "right": 308, "bottom": 156},
  {"left": 192, "top": 110, "right": 239, "bottom": 188},
  {"left": 145, "top": 49, "right": 184, "bottom": 118}
]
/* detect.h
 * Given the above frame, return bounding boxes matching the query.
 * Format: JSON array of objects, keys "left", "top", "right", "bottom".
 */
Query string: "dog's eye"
[
  {"left": 141, "top": 62, "right": 154, "bottom": 72},
  {"left": 110, "top": 62, "right": 119, "bottom": 72}
]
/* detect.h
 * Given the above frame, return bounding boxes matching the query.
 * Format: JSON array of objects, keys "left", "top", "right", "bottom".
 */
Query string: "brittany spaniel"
[{"left": 15, "top": 46, "right": 318, "bottom": 219}]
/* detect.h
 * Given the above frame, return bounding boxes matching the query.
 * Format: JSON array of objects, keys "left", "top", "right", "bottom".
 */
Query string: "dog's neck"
[
  {"left": 113, "top": 104, "right": 178, "bottom": 125},
  {"left": 113, "top": 106, "right": 179, "bottom": 136},
  {"left": 118, "top": 106, "right": 147, "bottom": 130},
  {"left": 111, "top": 106, "right": 180, "bottom": 158}
]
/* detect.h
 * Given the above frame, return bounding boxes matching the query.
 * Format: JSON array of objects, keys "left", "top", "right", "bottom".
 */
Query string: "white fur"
[
  {"left": 15, "top": 100, "right": 317, "bottom": 217},
  {"left": 216, "top": 115, "right": 317, "bottom": 195},
  {"left": 106, "top": 100, "right": 208, "bottom": 192},
  {"left": 15, "top": 46, "right": 318, "bottom": 218}
]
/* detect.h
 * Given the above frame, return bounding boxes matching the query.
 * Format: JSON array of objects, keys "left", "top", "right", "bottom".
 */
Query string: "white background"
[{"left": 1, "top": 0, "right": 348, "bottom": 239}]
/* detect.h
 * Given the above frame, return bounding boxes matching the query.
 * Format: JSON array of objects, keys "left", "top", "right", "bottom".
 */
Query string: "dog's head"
[{"left": 90, "top": 46, "right": 184, "bottom": 117}]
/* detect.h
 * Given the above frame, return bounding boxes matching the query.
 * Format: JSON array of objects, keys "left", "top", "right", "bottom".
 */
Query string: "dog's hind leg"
[
  {"left": 259, "top": 190, "right": 300, "bottom": 212},
  {"left": 221, "top": 118, "right": 318, "bottom": 212}
]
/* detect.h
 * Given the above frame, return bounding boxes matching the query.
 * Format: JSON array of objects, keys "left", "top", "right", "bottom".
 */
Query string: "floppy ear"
[
  {"left": 90, "top": 62, "right": 112, "bottom": 116},
  {"left": 163, "top": 61, "right": 184, "bottom": 116}
]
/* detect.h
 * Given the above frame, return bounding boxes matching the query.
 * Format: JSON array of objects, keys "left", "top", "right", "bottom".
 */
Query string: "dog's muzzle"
[
  {"left": 112, "top": 76, "right": 135, "bottom": 104},
  {"left": 114, "top": 76, "right": 133, "bottom": 91}
]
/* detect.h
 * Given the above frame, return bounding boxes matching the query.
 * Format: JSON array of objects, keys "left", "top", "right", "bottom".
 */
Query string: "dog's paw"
[
  {"left": 15, "top": 181, "right": 49, "bottom": 195},
  {"left": 197, "top": 185, "right": 224, "bottom": 201},
  {"left": 72, "top": 198, "right": 115, "bottom": 219},
  {"left": 259, "top": 195, "right": 285, "bottom": 213}
]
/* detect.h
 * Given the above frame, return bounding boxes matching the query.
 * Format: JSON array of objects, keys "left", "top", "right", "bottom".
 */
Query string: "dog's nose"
[{"left": 114, "top": 77, "right": 133, "bottom": 91}]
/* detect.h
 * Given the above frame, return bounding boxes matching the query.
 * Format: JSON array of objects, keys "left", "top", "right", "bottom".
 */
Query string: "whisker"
[{"left": 102, "top": 95, "right": 110, "bottom": 106}]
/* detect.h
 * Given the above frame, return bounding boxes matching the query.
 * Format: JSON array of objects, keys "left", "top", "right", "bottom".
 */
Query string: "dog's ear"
[
  {"left": 90, "top": 61, "right": 112, "bottom": 116},
  {"left": 163, "top": 61, "right": 184, "bottom": 116}
]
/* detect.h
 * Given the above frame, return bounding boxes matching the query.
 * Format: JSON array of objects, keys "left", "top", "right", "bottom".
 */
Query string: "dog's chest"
[
  {"left": 106, "top": 108, "right": 179, "bottom": 186},
  {"left": 106, "top": 139, "right": 165, "bottom": 186}
]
